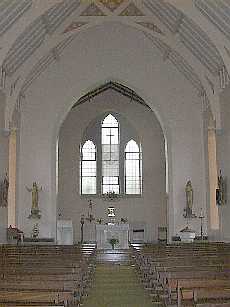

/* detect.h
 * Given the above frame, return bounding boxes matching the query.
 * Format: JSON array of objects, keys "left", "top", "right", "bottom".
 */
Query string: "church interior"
[{"left": 1, "top": 0, "right": 230, "bottom": 306}]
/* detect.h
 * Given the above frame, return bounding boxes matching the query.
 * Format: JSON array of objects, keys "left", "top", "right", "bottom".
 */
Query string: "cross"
[
  {"left": 106, "top": 129, "right": 114, "bottom": 144},
  {"left": 106, "top": 129, "right": 115, "bottom": 160}
]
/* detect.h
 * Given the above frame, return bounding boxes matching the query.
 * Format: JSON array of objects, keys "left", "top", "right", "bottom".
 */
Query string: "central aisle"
[{"left": 83, "top": 264, "right": 154, "bottom": 307}]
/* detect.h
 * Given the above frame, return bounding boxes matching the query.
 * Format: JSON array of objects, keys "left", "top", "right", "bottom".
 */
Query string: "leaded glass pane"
[
  {"left": 82, "top": 161, "right": 96, "bottom": 176},
  {"left": 125, "top": 160, "right": 139, "bottom": 177},
  {"left": 125, "top": 140, "right": 142, "bottom": 195},
  {"left": 102, "top": 114, "right": 118, "bottom": 127},
  {"left": 125, "top": 178, "right": 140, "bottom": 194},
  {"left": 102, "top": 127, "right": 119, "bottom": 144},
  {"left": 82, "top": 177, "right": 96, "bottom": 194},
  {"left": 102, "top": 144, "right": 119, "bottom": 160},
  {"left": 102, "top": 161, "right": 119, "bottom": 177},
  {"left": 126, "top": 152, "right": 140, "bottom": 160},
  {"left": 125, "top": 139, "right": 139, "bottom": 152},
  {"left": 102, "top": 184, "right": 119, "bottom": 194},
  {"left": 81, "top": 140, "right": 96, "bottom": 195},
  {"left": 101, "top": 114, "right": 120, "bottom": 194},
  {"left": 103, "top": 176, "right": 118, "bottom": 184},
  {"left": 82, "top": 140, "right": 96, "bottom": 160}
]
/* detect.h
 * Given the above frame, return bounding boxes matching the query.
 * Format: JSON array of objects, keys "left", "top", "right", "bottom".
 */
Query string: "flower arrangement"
[
  {"left": 32, "top": 223, "right": 39, "bottom": 238},
  {"left": 96, "top": 218, "right": 103, "bottom": 224},
  {"left": 109, "top": 238, "right": 119, "bottom": 249},
  {"left": 102, "top": 191, "right": 121, "bottom": 201}
]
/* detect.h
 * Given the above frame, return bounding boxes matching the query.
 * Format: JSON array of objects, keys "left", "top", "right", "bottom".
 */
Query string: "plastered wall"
[
  {"left": 216, "top": 86, "right": 230, "bottom": 241},
  {"left": 0, "top": 91, "right": 8, "bottom": 243},
  {"left": 16, "top": 23, "right": 206, "bottom": 240}
]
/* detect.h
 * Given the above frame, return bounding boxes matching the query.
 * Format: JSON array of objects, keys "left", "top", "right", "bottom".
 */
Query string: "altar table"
[{"left": 96, "top": 224, "right": 129, "bottom": 249}]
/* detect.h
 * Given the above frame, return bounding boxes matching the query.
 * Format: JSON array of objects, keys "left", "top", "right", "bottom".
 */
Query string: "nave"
[{"left": 1, "top": 243, "right": 230, "bottom": 306}]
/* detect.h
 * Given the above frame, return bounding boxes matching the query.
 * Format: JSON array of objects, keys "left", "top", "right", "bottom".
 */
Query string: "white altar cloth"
[
  {"left": 57, "top": 219, "right": 73, "bottom": 245},
  {"left": 96, "top": 224, "right": 129, "bottom": 249}
]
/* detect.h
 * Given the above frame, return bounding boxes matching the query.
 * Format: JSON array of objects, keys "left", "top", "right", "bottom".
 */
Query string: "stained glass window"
[
  {"left": 80, "top": 115, "right": 142, "bottom": 196},
  {"left": 101, "top": 114, "right": 119, "bottom": 194},
  {"left": 81, "top": 140, "right": 96, "bottom": 194},
  {"left": 125, "top": 140, "right": 142, "bottom": 194}
]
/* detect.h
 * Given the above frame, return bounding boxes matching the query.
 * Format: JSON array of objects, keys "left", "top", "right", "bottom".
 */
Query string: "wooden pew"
[
  {"left": 0, "top": 244, "right": 96, "bottom": 307},
  {"left": 132, "top": 243, "right": 230, "bottom": 306}
]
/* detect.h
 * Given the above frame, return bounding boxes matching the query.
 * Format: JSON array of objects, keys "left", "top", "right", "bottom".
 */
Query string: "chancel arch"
[{"left": 57, "top": 84, "right": 166, "bottom": 243}]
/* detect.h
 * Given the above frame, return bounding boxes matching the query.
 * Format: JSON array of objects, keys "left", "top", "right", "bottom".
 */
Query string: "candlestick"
[{"left": 199, "top": 208, "right": 205, "bottom": 240}]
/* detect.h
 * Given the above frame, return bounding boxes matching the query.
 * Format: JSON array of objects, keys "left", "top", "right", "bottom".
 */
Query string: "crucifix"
[
  {"left": 106, "top": 129, "right": 115, "bottom": 160},
  {"left": 85, "top": 199, "right": 95, "bottom": 223}
]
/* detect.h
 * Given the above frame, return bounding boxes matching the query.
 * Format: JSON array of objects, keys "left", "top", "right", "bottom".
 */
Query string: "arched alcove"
[{"left": 57, "top": 85, "right": 167, "bottom": 243}]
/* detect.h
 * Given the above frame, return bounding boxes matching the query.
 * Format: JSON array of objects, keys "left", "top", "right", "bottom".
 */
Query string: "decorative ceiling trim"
[
  {"left": 72, "top": 81, "right": 150, "bottom": 109},
  {"left": 144, "top": 0, "right": 224, "bottom": 76},
  {"left": 98, "top": 0, "right": 125, "bottom": 12},
  {"left": 0, "top": 0, "right": 32, "bottom": 38},
  {"left": 205, "top": 75, "right": 215, "bottom": 94},
  {"left": 80, "top": 3, "right": 106, "bottom": 16},
  {"left": 119, "top": 2, "right": 144, "bottom": 16},
  {"left": 224, "top": 46, "right": 230, "bottom": 59},
  {"left": 63, "top": 22, "right": 88, "bottom": 34},
  {"left": 21, "top": 35, "right": 77, "bottom": 95},
  {"left": 136, "top": 22, "right": 163, "bottom": 34},
  {"left": 194, "top": 0, "right": 230, "bottom": 42},
  {"left": 2, "top": 0, "right": 81, "bottom": 77}
]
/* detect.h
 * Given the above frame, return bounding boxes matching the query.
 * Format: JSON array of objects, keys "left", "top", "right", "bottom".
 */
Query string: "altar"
[{"left": 96, "top": 224, "right": 129, "bottom": 249}]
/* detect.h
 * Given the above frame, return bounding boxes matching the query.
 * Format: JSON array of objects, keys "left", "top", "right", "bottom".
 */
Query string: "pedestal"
[
  {"left": 84, "top": 221, "right": 96, "bottom": 242},
  {"left": 57, "top": 219, "right": 73, "bottom": 245},
  {"left": 96, "top": 224, "right": 129, "bottom": 249},
  {"left": 179, "top": 230, "right": 196, "bottom": 243}
]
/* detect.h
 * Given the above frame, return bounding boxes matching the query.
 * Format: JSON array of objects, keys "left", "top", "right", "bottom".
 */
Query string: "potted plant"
[{"left": 109, "top": 238, "right": 119, "bottom": 250}]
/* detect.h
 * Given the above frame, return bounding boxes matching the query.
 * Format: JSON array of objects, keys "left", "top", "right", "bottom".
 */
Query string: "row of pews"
[
  {"left": 132, "top": 242, "right": 230, "bottom": 306},
  {"left": 0, "top": 244, "right": 96, "bottom": 307}
]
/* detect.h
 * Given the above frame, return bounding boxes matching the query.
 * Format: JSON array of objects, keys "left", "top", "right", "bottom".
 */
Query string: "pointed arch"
[
  {"left": 81, "top": 140, "right": 96, "bottom": 194},
  {"left": 101, "top": 114, "right": 119, "bottom": 194},
  {"left": 102, "top": 114, "right": 118, "bottom": 127},
  {"left": 125, "top": 139, "right": 142, "bottom": 195}
]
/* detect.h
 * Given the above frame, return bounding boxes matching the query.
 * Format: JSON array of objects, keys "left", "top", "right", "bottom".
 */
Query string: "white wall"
[
  {"left": 217, "top": 86, "right": 230, "bottom": 241},
  {"left": 58, "top": 89, "right": 166, "bottom": 243},
  {"left": 0, "top": 90, "right": 9, "bottom": 243},
  {"left": 17, "top": 22, "right": 206, "bottom": 240}
]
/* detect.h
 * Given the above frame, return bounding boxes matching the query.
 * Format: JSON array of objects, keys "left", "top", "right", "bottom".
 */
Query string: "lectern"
[{"left": 57, "top": 219, "right": 73, "bottom": 245}]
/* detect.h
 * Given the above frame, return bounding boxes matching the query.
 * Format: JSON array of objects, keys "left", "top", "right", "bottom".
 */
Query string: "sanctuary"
[
  {"left": 0, "top": 0, "right": 230, "bottom": 245},
  {"left": 1, "top": 1, "right": 230, "bottom": 306}
]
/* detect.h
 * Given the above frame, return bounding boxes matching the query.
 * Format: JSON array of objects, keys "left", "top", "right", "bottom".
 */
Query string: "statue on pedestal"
[
  {"left": 0, "top": 173, "right": 9, "bottom": 207},
  {"left": 216, "top": 170, "right": 227, "bottom": 206},
  {"left": 32, "top": 223, "right": 39, "bottom": 238},
  {"left": 183, "top": 180, "right": 196, "bottom": 218},
  {"left": 26, "top": 182, "right": 42, "bottom": 219}
]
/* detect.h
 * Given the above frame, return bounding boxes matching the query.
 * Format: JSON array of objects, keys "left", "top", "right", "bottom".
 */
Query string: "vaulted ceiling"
[{"left": 1, "top": 0, "right": 230, "bottom": 129}]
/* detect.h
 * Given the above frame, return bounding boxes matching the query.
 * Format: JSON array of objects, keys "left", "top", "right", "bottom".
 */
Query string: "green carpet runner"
[{"left": 83, "top": 264, "right": 155, "bottom": 307}]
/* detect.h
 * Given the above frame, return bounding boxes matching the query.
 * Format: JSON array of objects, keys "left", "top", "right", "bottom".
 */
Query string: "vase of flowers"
[
  {"left": 109, "top": 238, "right": 119, "bottom": 250},
  {"left": 96, "top": 218, "right": 103, "bottom": 224}
]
